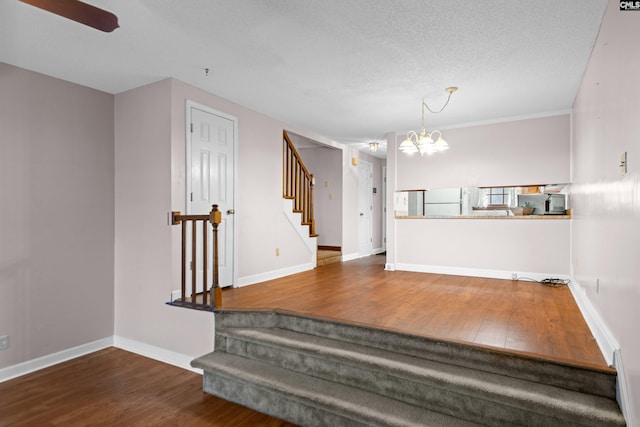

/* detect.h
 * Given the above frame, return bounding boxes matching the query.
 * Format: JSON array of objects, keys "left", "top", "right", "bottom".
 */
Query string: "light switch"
[{"left": 620, "top": 152, "right": 627, "bottom": 175}]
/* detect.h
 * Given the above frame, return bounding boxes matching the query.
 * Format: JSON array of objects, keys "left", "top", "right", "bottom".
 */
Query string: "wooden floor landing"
[
  {"left": 221, "top": 254, "right": 607, "bottom": 368},
  {"left": 0, "top": 347, "right": 294, "bottom": 427}
]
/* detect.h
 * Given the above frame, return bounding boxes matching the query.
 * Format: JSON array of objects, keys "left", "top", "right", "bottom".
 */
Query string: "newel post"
[
  {"left": 309, "top": 174, "right": 316, "bottom": 236},
  {"left": 209, "top": 204, "right": 222, "bottom": 309}
]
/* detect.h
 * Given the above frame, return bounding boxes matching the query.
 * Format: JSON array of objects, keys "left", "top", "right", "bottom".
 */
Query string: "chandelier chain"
[{"left": 422, "top": 88, "right": 455, "bottom": 115}]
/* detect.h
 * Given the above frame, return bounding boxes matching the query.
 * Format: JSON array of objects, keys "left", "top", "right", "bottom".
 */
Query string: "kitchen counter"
[{"left": 395, "top": 209, "right": 572, "bottom": 219}]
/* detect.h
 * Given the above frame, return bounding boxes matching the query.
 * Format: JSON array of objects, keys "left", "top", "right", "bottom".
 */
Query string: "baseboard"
[
  {"left": 393, "top": 263, "right": 571, "bottom": 283},
  {"left": 613, "top": 349, "right": 634, "bottom": 427},
  {"left": 567, "top": 279, "right": 619, "bottom": 366},
  {"left": 0, "top": 337, "right": 113, "bottom": 383},
  {"left": 341, "top": 252, "right": 363, "bottom": 262},
  {"left": 566, "top": 279, "right": 634, "bottom": 425},
  {"left": 236, "top": 262, "right": 315, "bottom": 287},
  {"left": 113, "top": 336, "right": 201, "bottom": 374},
  {"left": 341, "top": 248, "right": 385, "bottom": 262}
]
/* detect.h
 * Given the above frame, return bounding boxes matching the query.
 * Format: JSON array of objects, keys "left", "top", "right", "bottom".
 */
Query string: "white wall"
[
  {"left": 0, "top": 63, "right": 114, "bottom": 368},
  {"left": 169, "top": 79, "right": 323, "bottom": 280},
  {"left": 396, "top": 115, "right": 570, "bottom": 190},
  {"left": 296, "top": 145, "right": 343, "bottom": 248},
  {"left": 114, "top": 79, "right": 215, "bottom": 360},
  {"left": 388, "top": 114, "right": 571, "bottom": 277},
  {"left": 112, "top": 77, "right": 364, "bottom": 360},
  {"left": 571, "top": 1, "right": 640, "bottom": 423},
  {"left": 396, "top": 219, "right": 569, "bottom": 277}
]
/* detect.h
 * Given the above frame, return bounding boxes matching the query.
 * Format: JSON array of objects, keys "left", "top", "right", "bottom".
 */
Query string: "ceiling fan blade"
[{"left": 19, "top": 0, "right": 119, "bottom": 32}]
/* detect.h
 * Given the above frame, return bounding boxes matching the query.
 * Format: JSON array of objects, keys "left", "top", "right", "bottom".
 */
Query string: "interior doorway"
[
  {"left": 186, "top": 100, "right": 237, "bottom": 288},
  {"left": 358, "top": 160, "right": 373, "bottom": 256}
]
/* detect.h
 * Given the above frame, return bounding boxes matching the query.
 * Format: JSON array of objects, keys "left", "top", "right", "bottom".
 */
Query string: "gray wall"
[
  {"left": 0, "top": 63, "right": 114, "bottom": 367},
  {"left": 571, "top": 1, "right": 640, "bottom": 423}
]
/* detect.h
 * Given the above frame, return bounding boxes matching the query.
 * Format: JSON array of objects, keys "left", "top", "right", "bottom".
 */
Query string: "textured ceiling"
[{"left": 0, "top": 0, "right": 608, "bottom": 157}]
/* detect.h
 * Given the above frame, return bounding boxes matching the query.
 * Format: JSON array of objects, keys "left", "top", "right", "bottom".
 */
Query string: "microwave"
[
  {"left": 545, "top": 194, "right": 566, "bottom": 214},
  {"left": 517, "top": 193, "right": 566, "bottom": 215}
]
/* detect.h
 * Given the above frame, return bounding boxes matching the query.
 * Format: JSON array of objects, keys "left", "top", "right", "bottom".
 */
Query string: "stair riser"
[
  {"left": 214, "top": 311, "right": 616, "bottom": 399},
  {"left": 317, "top": 255, "right": 342, "bottom": 266},
  {"left": 279, "top": 314, "right": 617, "bottom": 399},
  {"left": 202, "top": 371, "right": 369, "bottom": 427},
  {"left": 219, "top": 335, "right": 591, "bottom": 427}
]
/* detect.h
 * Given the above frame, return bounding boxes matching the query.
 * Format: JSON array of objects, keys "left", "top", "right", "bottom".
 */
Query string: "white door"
[
  {"left": 187, "top": 101, "right": 236, "bottom": 289},
  {"left": 358, "top": 160, "right": 373, "bottom": 256}
]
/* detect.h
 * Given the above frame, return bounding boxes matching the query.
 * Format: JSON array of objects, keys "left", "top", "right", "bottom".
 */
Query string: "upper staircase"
[
  {"left": 192, "top": 310, "right": 626, "bottom": 427},
  {"left": 283, "top": 130, "right": 317, "bottom": 238}
]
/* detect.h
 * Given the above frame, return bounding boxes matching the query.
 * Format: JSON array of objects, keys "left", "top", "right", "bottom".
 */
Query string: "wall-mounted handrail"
[{"left": 170, "top": 204, "right": 222, "bottom": 310}]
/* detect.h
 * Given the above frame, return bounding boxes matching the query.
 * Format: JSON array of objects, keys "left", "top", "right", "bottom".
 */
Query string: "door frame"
[
  {"left": 357, "top": 159, "right": 374, "bottom": 257},
  {"left": 185, "top": 99, "right": 239, "bottom": 287},
  {"left": 382, "top": 165, "right": 387, "bottom": 252}
]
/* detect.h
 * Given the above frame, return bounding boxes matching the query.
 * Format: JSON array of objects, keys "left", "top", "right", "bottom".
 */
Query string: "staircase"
[
  {"left": 317, "top": 247, "right": 342, "bottom": 267},
  {"left": 192, "top": 310, "right": 626, "bottom": 427},
  {"left": 283, "top": 130, "right": 317, "bottom": 238}
]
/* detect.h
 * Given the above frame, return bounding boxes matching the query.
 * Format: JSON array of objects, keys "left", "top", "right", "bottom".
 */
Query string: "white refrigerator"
[{"left": 424, "top": 188, "right": 462, "bottom": 216}]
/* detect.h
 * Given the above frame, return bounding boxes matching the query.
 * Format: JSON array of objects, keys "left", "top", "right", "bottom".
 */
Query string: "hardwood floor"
[
  {"left": 0, "top": 255, "right": 608, "bottom": 426},
  {"left": 221, "top": 254, "right": 607, "bottom": 367},
  {"left": 0, "top": 347, "right": 295, "bottom": 427}
]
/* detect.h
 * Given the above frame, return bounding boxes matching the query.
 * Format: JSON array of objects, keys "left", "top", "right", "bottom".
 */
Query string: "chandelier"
[{"left": 399, "top": 87, "right": 458, "bottom": 156}]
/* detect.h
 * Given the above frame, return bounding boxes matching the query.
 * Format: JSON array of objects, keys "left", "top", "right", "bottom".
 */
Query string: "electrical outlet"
[
  {"left": 275, "top": 248, "right": 280, "bottom": 256},
  {"left": 0, "top": 335, "right": 9, "bottom": 350},
  {"left": 511, "top": 273, "right": 517, "bottom": 280},
  {"left": 596, "top": 278, "right": 600, "bottom": 294}
]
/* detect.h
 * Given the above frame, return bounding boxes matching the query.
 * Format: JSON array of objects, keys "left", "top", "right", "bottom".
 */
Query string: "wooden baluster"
[
  {"left": 283, "top": 137, "right": 289, "bottom": 197},
  {"left": 181, "top": 218, "right": 187, "bottom": 301},
  {"left": 209, "top": 204, "right": 222, "bottom": 309},
  {"left": 297, "top": 165, "right": 302, "bottom": 211},
  {"left": 289, "top": 149, "right": 293, "bottom": 198},
  {"left": 191, "top": 220, "right": 197, "bottom": 303},
  {"left": 309, "top": 175, "right": 316, "bottom": 236},
  {"left": 202, "top": 219, "right": 208, "bottom": 306}
]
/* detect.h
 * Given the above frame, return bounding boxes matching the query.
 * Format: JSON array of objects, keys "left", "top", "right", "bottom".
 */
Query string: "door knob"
[{"left": 227, "top": 209, "right": 235, "bottom": 215}]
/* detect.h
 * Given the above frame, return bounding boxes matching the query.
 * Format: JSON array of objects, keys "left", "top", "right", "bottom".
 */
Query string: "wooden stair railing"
[
  {"left": 169, "top": 204, "right": 222, "bottom": 310},
  {"left": 283, "top": 130, "right": 317, "bottom": 237}
]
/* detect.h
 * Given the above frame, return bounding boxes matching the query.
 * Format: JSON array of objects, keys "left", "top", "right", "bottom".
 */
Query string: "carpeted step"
[
  {"left": 194, "top": 310, "right": 625, "bottom": 426},
  {"left": 191, "top": 351, "right": 484, "bottom": 427},
  {"left": 215, "top": 326, "right": 625, "bottom": 427},
  {"left": 214, "top": 310, "right": 618, "bottom": 400}
]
